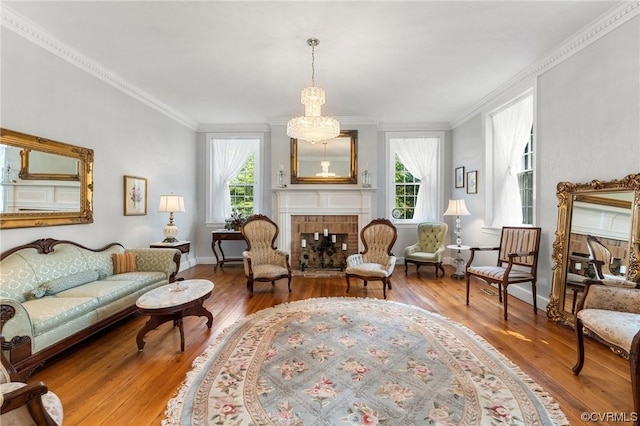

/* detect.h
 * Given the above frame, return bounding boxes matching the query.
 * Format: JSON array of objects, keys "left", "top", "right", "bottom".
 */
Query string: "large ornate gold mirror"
[
  {"left": 548, "top": 173, "right": 640, "bottom": 325},
  {"left": 0, "top": 128, "right": 94, "bottom": 229},
  {"left": 291, "top": 130, "right": 357, "bottom": 184}
]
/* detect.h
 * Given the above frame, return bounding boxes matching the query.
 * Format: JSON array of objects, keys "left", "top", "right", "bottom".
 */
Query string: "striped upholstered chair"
[
  {"left": 465, "top": 226, "right": 541, "bottom": 320},
  {"left": 241, "top": 214, "right": 292, "bottom": 295}
]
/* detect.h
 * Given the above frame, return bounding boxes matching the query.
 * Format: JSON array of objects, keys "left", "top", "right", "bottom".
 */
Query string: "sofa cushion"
[
  {"left": 22, "top": 297, "right": 100, "bottom": 336},
  {"left": 58, "top": 273, "right": 164, "bottom": 304},
  {"left": 33, "top": 269, "right": 101, "bottom": 298},
  {"left": 112, "top": 253, "right": 137, "bottom": 274}
]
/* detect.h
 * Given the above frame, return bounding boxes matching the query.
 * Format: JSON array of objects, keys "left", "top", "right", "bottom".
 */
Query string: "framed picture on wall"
[
  {"left": 467, "top": 170, "right": 478, "bottom": 194},
  {"left": 455, "top": 167, "right": 465, "bottom": 188},
  {"left": 124, "top": 175, "right": 148, "bottom": 216}
]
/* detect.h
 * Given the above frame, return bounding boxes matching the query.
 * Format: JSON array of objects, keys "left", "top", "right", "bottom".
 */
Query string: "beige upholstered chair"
[
  {"left": 1, "top": 354, "right": 63, "bottom": 425},
  {"left": 345, "top": 218, "right": 397, "bottom": 299},
  {"left": 573, "top": 283, "right": 640, "bottom": 425},
  {"left": 404, "top": 222, "right": 448, "bottom": 277},
  {"left": 465, "top": 226, "right": 541, "bottom": 320},
  {"left": 241, "top": 214, "right": 292, "bottom": 295}
]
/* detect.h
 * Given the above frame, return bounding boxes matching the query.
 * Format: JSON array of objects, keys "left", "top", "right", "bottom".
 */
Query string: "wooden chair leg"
[
  {"left": 502, "top": 285, "right": 509, "bottom": 320},
  {"left": 287, "top": 276, "right": 292, "bottom": 292},
  {"left": 438, "top": 263, "right": 445, "bottom": 277},
  {"left": 572, "top": 318, "right": 585, "bottom": 375},
  {"left": 465, "top": 276, "right": 471, "bottom": 305},
  {"left": 387, "top": 279, "right": 392, "bottom": 290},
  {"left": 434, "top": 264, "right": 439, "bottom": 278},
  {"left": 531, "top": 281, "right": 538, "bottom": 314},
  {"left": 346, "top": 276, "right": 351, "bottom": 294},
  {"left": 404, "top": 260, "right": 408, "bottom": 275},
  {"left": 382, "top": 279, "right": 387, "bottom": 299}
]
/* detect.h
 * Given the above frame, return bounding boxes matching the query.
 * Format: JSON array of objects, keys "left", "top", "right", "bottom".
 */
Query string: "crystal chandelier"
[{"left": 287, "top": 38, "right": 340, "bottom": 144}]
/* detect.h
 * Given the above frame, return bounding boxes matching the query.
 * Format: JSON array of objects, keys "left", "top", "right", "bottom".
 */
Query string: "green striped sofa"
[{"left": 0, "top": 238, "right": 180, "bottom": 379}]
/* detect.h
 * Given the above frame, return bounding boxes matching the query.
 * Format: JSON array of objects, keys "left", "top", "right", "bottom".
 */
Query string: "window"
[
  {"left": 394, "top": 154, "right": 420, "bottom": 220},
  {"left": 518, "top": 127, "right": 534, "bottom": 225},
  {"left": 206, "top": 135, "right": 261, "bottom": 224},
  {"left": 489, "top": 91, "right": 534, "bottom": 227},
  {"left": 229, "top": 153, "right": 255, "bottom": 216},
  {"left": 388, "top": 133, "right": 442, "bottom": 222}
]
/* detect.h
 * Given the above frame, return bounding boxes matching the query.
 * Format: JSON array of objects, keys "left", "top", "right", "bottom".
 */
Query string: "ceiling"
[{"left": 3, "top": 1, "right": 619, "bottom": 129}]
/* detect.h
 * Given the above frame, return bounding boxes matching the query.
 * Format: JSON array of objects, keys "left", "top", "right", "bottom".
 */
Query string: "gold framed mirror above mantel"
[
  {"left": 0, "top": 128, "right": 94, "bottom": 229},
  {"left": 547, "top": 173, "right": 640, "bottom": 326},
  {"left": 291, "top": 130, "right": 357, "bottom": 184}
]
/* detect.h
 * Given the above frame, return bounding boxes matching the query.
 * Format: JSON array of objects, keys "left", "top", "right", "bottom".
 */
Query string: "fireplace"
[{"left": 273, "top": 188, "right": 374, "bottom": 269}]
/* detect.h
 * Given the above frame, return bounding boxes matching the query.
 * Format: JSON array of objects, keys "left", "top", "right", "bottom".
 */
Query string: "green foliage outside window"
[
  {"left": 229, "top": 154, "right": 255, "bottom": 217},
  {"left": 394, "top": 154, "right": 420, "bottom": 220}
]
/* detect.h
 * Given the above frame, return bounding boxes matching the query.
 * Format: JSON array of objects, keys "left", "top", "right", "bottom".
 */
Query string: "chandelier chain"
[{"left": 310, "top": 41, "right": 316, "bottom": 87}]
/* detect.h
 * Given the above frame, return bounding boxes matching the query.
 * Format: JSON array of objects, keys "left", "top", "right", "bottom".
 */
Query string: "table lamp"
[
  {"left": 158, "top": 194, "right": 185, "bottom": 242},
  {"left": 443, "top": 199, "right": 471, "bottom": 246}
]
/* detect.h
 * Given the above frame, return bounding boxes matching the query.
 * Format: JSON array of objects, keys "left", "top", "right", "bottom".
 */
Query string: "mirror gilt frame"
[
  {"left": 547, "top": 173, "right": 640, "bottom": 325},
  {"left": 290, "top": 130, "right": 358, "bottom": 184},
  {"left": 0, "top": 128, "right": 94, "bottom": 229}
]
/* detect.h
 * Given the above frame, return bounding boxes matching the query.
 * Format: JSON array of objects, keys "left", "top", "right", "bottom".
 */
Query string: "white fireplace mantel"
[{"left": 272, "top": 188, "right": 375, "bottom": 252}]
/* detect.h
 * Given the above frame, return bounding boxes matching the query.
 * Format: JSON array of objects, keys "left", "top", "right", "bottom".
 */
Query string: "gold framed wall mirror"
[
  {"left": 290, "top": 130, "right": 357, "bottom": 184},
  {"left": 0, "top": 128, "right": 94, "bottom": 229},
  {"left": 547, "top": 173, "right": 640, "bottom": 326}
]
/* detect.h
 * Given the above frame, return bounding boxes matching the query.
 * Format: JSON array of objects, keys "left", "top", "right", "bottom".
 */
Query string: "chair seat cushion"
[
  {"left": 252, "top": 264, "right": 289, "bottom": 279},
  {"left": 405, "top": 252, "right": 439, "bottom": 262},
  {"left": 467, "top": 266, "right": 533, "bottom": 281},
  {"left": 346, "top": 263, "right": 389, "bottom": 278},
  {"left": 577, "top": 308, "right": 640, "bottom": 353}
]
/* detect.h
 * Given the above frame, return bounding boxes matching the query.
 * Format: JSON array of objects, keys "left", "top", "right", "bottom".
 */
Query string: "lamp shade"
[
  {"left": 443, "top": 199, "right": 470, "bottom": 216},
  {"left": 158, "top": 195, "right": 185, "bottom": 213}
]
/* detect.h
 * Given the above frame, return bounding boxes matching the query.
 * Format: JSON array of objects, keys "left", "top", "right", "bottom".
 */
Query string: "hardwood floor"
[{"left": 29, "top": 264, "right": 632, "bottom": 425}]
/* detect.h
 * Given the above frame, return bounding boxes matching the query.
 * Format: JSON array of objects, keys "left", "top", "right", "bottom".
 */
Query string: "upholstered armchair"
[
  {"left": 240, "top": 214, "right": 292, "bottom": 295},
  {"left": 404, "top": 222, "right": 448, "bottom": 277},
  {"left": 573, "top": 283, "right": 640, "bottom": 425},
  {"left": 1, "top": 354, "right": 63, "bottom": 425},
  {"left": 345, "top": 218, "right": 397, "bottom": 299},
  {"left": 465, "top": 226, "right": 541, "bottom": 320}
]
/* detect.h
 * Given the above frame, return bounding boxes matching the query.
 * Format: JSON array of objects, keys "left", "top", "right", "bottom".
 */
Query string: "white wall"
[
  {"left": 0, "top": 30, "right": 198, "bottom": 269},
  {"left": 450, "top": 16, "right": 640, "bottom": 310}
]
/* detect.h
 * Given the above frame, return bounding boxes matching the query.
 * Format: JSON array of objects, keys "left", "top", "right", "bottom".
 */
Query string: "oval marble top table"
[{"left": 136, "top": 279, "right": 214, "bottom": 352}]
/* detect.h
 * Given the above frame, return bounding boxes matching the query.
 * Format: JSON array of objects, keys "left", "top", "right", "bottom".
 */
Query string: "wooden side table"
[
  {"left": 211, "top": 230, "right": 247, "bottom": 271},
  {"left": 150, "top": 240, "right": 191, "bottom": 254}
]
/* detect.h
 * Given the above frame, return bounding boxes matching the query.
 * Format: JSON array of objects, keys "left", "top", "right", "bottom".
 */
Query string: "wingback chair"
[
  {"left": 404, "top": 222, "right": 448, "bottom": 277},
  {"left": 240, "top": 214, "right": 292, "bottom": 295},
  {"left": 1, "top": 354, "right": 63, "bottom": 425},
  {"left": 573, "top": 282, "right": 640, "bottom": 426},
  {"left": 345, "top": 218, "right": 397, "bottom": 299},
  {"left": 465, "top": 226, "right": 541, "bottom": 320}
]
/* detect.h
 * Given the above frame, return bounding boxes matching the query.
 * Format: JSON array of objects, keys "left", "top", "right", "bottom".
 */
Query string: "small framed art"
[
  {"left": 467, "top": 170, "right": 478, "bottom": 194},
  {"left": 455, "top": 167, "right": 465, "bottom": 188},
  {"left": 124, "top": 175, "right": 148, "bottom": 215}
]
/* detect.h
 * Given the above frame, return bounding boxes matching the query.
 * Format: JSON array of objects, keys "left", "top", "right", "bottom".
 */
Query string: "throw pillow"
[
  {"left": 32, "top": 269, "right": 101, "bottom": 298},
  {"left": 112, "top": 252, "right": 137, "bottom": 274}
]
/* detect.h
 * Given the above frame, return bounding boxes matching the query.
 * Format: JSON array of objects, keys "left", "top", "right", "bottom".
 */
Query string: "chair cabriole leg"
[{"left": 572, "top": 318, "right": 585, "bottom": 375}]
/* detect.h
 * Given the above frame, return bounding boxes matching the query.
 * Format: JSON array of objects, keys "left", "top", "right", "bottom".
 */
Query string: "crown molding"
[
  {"left": 1, "top": 5, "right": 199, "bottom": 131},
  {"left": 198, "top": 123, "right": 271, "bottom": 133},
  {"left": 266, "top": 116, "right": 381, "bottom": 127},
  {"left": 450, "top": 1, "right": 640, "bottom": 129},
  {"left": 378, "top": 122, "right": 451, "bottom": 132}
]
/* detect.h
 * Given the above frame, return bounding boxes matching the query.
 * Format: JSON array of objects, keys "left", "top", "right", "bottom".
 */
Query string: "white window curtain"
[
  {"left": 491, "top": 94, "right": 533, "bottom": 227},
  {"left": 391, "top": 137, "right": 439, "bottom": 221},
  {"left": 210, "top": 138, "right": 259, "bottom": 222}
]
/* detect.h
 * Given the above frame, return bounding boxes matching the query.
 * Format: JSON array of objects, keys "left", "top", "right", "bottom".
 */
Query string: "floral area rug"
[{"left": 163, "top": 298, "right": 568, "bottom": 425}]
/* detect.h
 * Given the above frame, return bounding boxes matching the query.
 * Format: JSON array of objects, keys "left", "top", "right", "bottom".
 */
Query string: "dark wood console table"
[{"left": 211, "top": 230, "right": 247, "bottom": 271}]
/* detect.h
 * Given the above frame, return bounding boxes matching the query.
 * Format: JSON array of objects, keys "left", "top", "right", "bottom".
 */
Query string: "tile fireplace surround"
[{"left": 273, "top": 188, "right": 374, "bottom": 269}]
